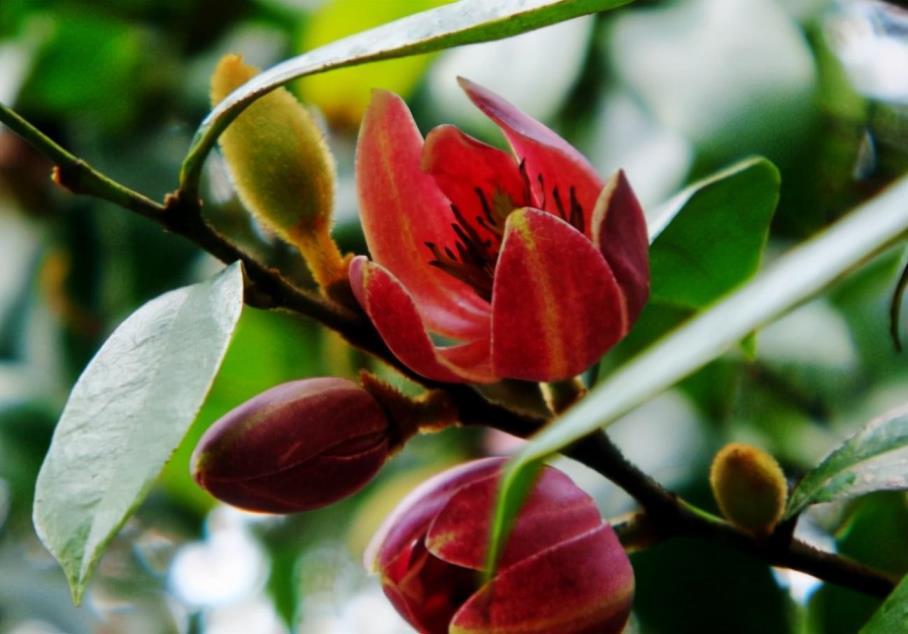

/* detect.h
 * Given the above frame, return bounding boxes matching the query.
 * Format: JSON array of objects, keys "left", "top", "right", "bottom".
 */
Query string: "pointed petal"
[
  {"left": 422, "top": 124, "right": 531, "bottom": 236},
  {"left": 491, "top": 209, "right": 627, "bottom": 381},
  {"left": 426, "top": 465, "right": 601, "bottom": 571},
  {"left": 451, "top": 525, "right": 634, "bottom": 634},
  {"left": 357, "top": 90, "right": 489, "bottom": 339},
  {"left": 459, "top": 77, "right": 602, "bottom": 233},
  {"left": 591, "top": 171, "right": 651, "bottom": 323},
  {"left": 366, "top": 458, "right": 506, "bottom": 574},
  {"left": 349, "top": 257, "right": 494, "bottom": 384}
]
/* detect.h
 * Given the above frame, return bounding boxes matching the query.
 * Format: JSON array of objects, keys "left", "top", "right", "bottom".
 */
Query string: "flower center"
[{"left": 424, "top": 161, "right": 587, "bottom": 302}]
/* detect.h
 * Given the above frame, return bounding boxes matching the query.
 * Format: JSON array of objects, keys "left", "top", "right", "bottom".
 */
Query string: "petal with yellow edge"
[
  {"left": 349, "top": 257, "right": 494, "bottom": 384},
  {"left": 459, "top": 77, "right": 603, "bottom": 231},
  {"left": 491, "top": 208, "right": 626, "bottom": 381},
  {"left": 591, "top": 170, "right": 651, "bottom": 323},
  {"left": 356, "top": 90, "right": 489, "bottom": 340}
]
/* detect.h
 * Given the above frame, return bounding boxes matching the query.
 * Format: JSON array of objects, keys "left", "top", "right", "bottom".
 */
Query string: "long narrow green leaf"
[
  {"left": 179, "top": 0, "right": 635, "bottom": 194},
  {"left": 33, "top": 263, "right": 244, "bottom": 603},
  {"left": 490, "top": 174, "right": 908, "bottom": 567},
  {"left": 862, "top": 573, "right": 908, "bottom": 633},
  {"left": 786, "top": 403, "right": 908, "bottom": 518}
]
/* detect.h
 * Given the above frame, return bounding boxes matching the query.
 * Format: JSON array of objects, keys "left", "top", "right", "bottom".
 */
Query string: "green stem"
[{"left": 0, "top": 102, "right": 164, "bottom": 217}]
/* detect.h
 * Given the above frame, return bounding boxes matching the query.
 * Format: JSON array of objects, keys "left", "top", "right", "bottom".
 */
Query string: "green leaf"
[
  {"left": 786, "top": 404, "right": 908, "bottom": 518},
  {"left": 488, "top": 174, "right": 908, "bottom": 574},
  {"left": 179, "top": 0, "right": 636, "bottom": 193},
  {"left": 862, "top": 574, "right": 908, "bottom": 633},
  {"left": 33, "top": 263, "right": 244, "bottom": 604},
  {"left": 649, "top": 157, "right": 780, "bottom": 308}
]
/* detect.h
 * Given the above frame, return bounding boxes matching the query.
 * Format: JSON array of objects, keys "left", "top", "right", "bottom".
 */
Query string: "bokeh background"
[{"left": 1, "top": 0, "right": 908, "bottom": 632}]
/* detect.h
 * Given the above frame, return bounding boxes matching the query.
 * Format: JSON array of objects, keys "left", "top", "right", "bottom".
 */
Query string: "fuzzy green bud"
[
  {"left": 211, "top": 54, "right": 346, "bottom": 292},
  {"left": 710, "top": 442, "right": 788, "bottom": 537}
]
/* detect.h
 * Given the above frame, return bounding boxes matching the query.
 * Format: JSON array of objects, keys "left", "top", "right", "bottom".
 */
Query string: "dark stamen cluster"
[
  {"left": 425, "top": 199, "right": 498, "bottom": 302},
  {"left": 425, "top": 160, "right": 586, "bottom": 302}
]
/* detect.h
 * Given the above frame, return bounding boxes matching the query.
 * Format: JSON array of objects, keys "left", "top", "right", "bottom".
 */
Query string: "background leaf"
[
  {"left": 181, "top": 0, "right": 636, "bottom": 187},
  {"left": 862, "top": 574, "right": 908, "bottom": 634},
  {"left": 605, "top": 158, "right": 780, "bottom": 364},
  {"left": 32, "top": 262, "right": 244, "bottom": 603},
  {"left": 491, "top": 173, "right": 908, "bottom": 576},
  {"left": 786, "top": 403, "right": 908, "bottom": 518},
  {"left": 649, "top": 157, "right": 780, "bottom": 308}
]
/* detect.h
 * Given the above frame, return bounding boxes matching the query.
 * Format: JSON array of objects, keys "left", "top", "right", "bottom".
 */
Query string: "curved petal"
[
  {"left": 459, "top": 77, "right": 602, "bottom": 234},
  {"left": 366, "top": 458, "right": 505, "bottom": 575},
  {"left": 450, "top": 525, "right": 634, "bottom": 634},
  {"left": 591, "top": 171, "right": 651, "bottom": 323},
  {"left": 357, "top": 90, "right": 490, "bottom": 338},
  {"left": 422, "top": 124, "right": 531, "bottom": 239},
  {"left": 491, "top": 209, "right": 627, "bottom": 381},
  {"left": 425, "top": 465, "right": 601, "bottom": 572},
  {"left": 349, "top": 257, "right": 494, "bottom": 385}
]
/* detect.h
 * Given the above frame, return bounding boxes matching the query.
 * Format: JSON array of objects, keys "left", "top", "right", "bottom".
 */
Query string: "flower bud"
[
  {"left": 192, "top": 378, "right": 390, "bottom": 513},
  {"left": 366, "top": 458, "right": 634, "bottom": 634},
  {"left": 211, "top": 54, "right": 346, "bottom": 292},
  {"left": 709, "top": 442, "right": 788, "bottom": 537}
]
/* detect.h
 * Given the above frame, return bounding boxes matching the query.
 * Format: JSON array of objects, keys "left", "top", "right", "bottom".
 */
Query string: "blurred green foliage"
[{"left": 1, "top": 0, "right": 907, "bottom": 632}]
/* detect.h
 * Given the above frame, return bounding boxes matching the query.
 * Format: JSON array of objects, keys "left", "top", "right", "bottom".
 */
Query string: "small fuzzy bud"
[
  {"left": 192, "top": 378, "right": 390, "bottom": 513},
  {"left": 710, "top": 442, "right": 788, "bottom": 537},
  {"left": 211, "top": 55, "right": 347, "bottom": 293}
]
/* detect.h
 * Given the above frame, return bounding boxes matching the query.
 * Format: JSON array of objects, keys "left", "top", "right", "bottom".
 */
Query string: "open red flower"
[
  {"left": 350, "top": 78, "right": 649, "bottom": 383},
  {"left": 366, "top": 458, "right": 634, "bottom": 634}
]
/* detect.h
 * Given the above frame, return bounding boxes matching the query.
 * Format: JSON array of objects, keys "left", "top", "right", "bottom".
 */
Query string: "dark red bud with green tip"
[{"left": 191, "top": 378, "right": 390, "bottom": 513}]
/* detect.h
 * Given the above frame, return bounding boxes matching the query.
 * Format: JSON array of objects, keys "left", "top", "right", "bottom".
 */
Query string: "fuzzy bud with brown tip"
[
  {"left": 211, "top": 55, "right": 347, "bottom": 296},
  {"left": 709, "top": 442, "right": 788, "bottom": 537}
]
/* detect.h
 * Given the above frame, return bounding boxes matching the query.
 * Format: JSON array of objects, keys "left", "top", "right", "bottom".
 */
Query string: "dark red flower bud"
[
  {"left": 191, "top": 378, "right": 390, "bottom": 513},
  {"left": 367, "top": 458, "right": 634, "bottom": 634}
]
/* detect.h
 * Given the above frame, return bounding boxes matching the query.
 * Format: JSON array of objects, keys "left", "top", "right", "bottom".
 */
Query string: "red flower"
[
  {"left": 366, "top": 458, "right": 634, "bottom": 634},
  {"left": 350, "top": 78, "right": 649, "bottom": 383}
]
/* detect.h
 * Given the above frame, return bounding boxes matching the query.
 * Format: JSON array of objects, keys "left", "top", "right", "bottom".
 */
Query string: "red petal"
[
  {"left": 357, "top": 90, "right": 490, "bottom": 339},
  {"left": 425, "top": 465, "right": 601, "bottom": 571},
  {"left": 459, "top": 77, "right": 603, "bottom": 233},
  {"left": 591, "top": 171, "right": 651, "bottom": 323},
  {"left": 422, "top": 124, "right": 531, "bottom": 238},
  {"left": 349, "top": 257, "right": 494, "bottom": 384},
  {"left": 367, "top": 458, "right": 506, "bottom": 575},
  {"left": 451, "top": 525, "right": 634, "bottom": 634},
  {"left": 491, "top": 209, "right": 627, "bottom": 381}
]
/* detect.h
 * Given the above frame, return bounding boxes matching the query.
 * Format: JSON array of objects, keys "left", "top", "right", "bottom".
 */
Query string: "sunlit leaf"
[
  {"left": 33, "top": 263, "right": 244, "bottom": 603},
  {"left": 786, "top": 404, "right": 908, "bottom": 518}
]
